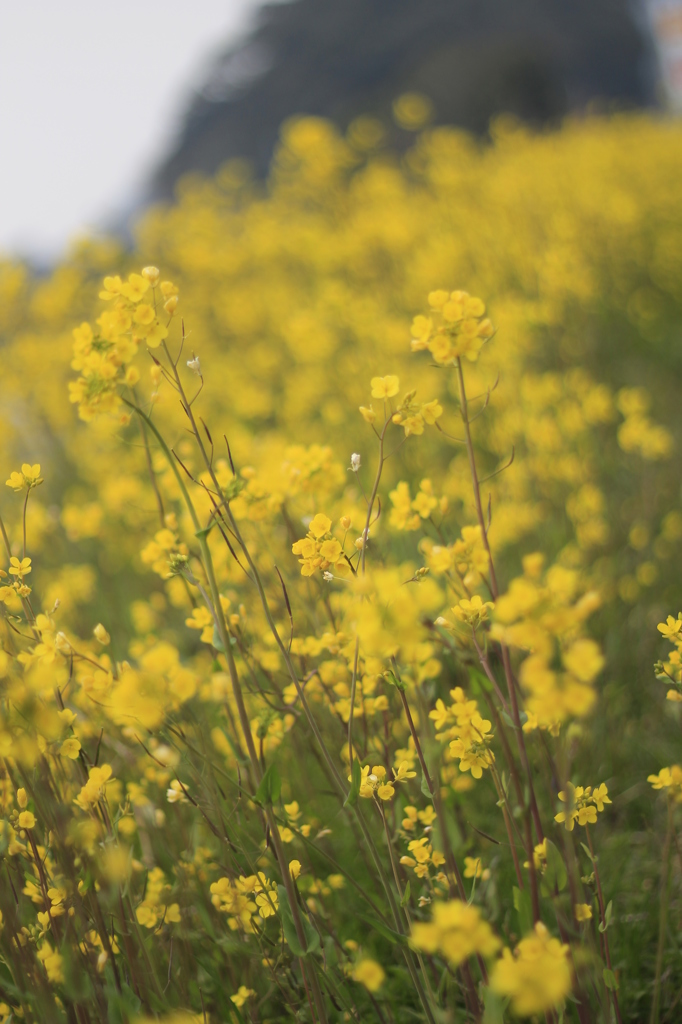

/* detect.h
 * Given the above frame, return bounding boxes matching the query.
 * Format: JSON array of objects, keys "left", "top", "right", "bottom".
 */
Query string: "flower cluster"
[
  {"left": 648, "top": 765, "right": 682, "bottom": 802},
  {"left": 490, "top": 923, "right": 572, "bottom": 1016},
  {"left": 5, "top": 463, "right": 43, "bottom": 492},
  {"left": 554, "top": 781, "right": 611, "bottom": 831},
  {"left": 68, "top": 267, "right": 178, "bottom": 420},
  {"left": 389, "top": 478, "right": 447, "bottom": 531},
  {"left": 135, "top": 867, "right": 181, "bottom": 929},
  {"left": 350, "top": 761, "right": 416, "bottom": 801},
  {"left": 210, "top": 873, "right": 279, "bottom": 931},
  {"left": 430, "top": 687, "right": 495, "bottom": 779},
  {"left": 491, "top": 554, "right": 603, "bottom": 732},
  {"left": 421, "top": 525, "right": 489, "bottom": 588},
  {"left": 410, "top": 291, "right": 494, "bottom": 364},
  {"left": 292, "top": 513, "right": 351, "bottom": 577},
  {"left": 410, "top": 899, "right": 500, "bottom": 965}
]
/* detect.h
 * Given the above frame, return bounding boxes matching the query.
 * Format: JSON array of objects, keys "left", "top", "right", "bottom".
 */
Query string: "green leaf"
[
  {"left": 383, "top": 669, "right": 406, "bottom": 692},
  {"left": 513, "top": 886, "right": 533, "bottom": 936},
  {"left": 277, "top": 885, "right": 320, "bottom": 956},
  {"left": 400, "top": 880, "right": 411, "bottom": 907},
  {"left": 421, "top": 770, "right": 434, "bottom": 800},
  {"left": 541, "top": 838, "right": 568, "bottom": 896},
  {"left": 603, "top": 967, "right": 619, "bottom": 991},
  {"left": 580, "top": 842, "right": 595, "bottom": 864},
  {"left": 358, "top": 913, "right": 408, "bottom": 947},
  {"left": 194, "top": 524, "right": 214, "bottom": 539},
  {"left": 344, "top": 757, "right": 362, "bottom": 807},
  {"left": 255, "top": 763, "right": 281, "bottom": 806},
  {"left": 229, "top": 999, "right": 248, "bottom": 1024},
  {"left": 211, "top": 625, "right": 225, "bottom": 652},
  {"left": 501, "top": 710, "right": 516, "bottom": 730},
  {"left": 482, "top": 986, "right": 507, "bottom": 1024},
  {"left": 225, "top": 477, "right": 246, "bottom": 500},
  {"left": 102, "top": 976, "right": 142, "bottom": 1024},
  {"left": 599, "top": 900, "right": 613, "bottom": 933}
]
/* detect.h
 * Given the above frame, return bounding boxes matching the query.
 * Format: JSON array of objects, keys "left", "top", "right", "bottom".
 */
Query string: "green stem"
[{"left": 651, "top": 800, "right": 674, "bottom": 1024}]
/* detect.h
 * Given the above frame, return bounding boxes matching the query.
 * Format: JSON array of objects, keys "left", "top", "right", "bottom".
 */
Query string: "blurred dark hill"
[{"left": 152, "top": 0, "right": 656, "bottom": 197}]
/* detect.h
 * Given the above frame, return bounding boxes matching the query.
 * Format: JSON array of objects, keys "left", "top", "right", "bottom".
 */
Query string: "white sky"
[{"left": 0, "top": 1, "right": 263, "bottom": 260}]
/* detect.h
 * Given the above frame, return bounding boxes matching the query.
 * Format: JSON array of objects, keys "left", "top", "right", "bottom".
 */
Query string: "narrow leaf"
[
  {"left": 211, "top": 625, "right": 225, "bottom": 653},
  {"left": 543, "top": 838, "right": 568, "bottom": 894},
  {"left": 255, "top": 763, "right": 281, "bottom": 807},
  {"left": 344, "top": 758, "right": 361, "bottom": 807},
  {"left": 513, "top": 886, "right": 533, "bottom": 936},
  {"left": 358, "top": 914, "right": 408, "bottom": 947}
]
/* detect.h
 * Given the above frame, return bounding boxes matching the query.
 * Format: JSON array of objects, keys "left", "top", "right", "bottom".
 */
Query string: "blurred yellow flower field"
[{"left": 0, "top": 111, "right": 682, "bottom": 1021}]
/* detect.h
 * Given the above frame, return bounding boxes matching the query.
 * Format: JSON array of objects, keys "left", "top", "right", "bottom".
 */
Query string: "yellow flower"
[
  {"left": 308, "top": 513, "right": 332, "bottom": 538},
  {"left": 394, "top": 761, "right": 417, "bottom": 782},
  {"left": 59, "top": 738, "right": 81, "bottom": 759},
  {"left": 18, "top": 811, "right": 36, "bottom": 830},
  {"left": 463, "top": 856, "right": 483, "bottom": 879},
  {"left": 575, "top": 903, "right": 593, "bottom": 921},
  {"left": 452, "top": 595, "right": 494, "bottom": 627},
  {"left": 563, "top": 639, "right": 604, "bottom": 682},
  {"left": 370, "top": 375, "right": 400, "bottom": 399},
  {"left": 8, "top": 557, "right": 32, "bottom": 578},
  {"left": 648, "top": 765, "right": 682, "bottom": 801},
  {"left": 133, "top": 303, "right": 155, "bottom": 326},
  {"left": 230, "top": 986, "right": 255, "bottom": 1007},
  {"left": 351, "top": 958, "right": 385, "bottom": 992},
  {"left": 490, "top": 922, "right": 571, "bottom": 1016},
  {"left": 393, "top": 92, "right": 432, "bottom": 129},
  {"left": 288, "top": 859, "right": 302, "bottom": 879},
  {"left": 319, "top": 538, "right": 342, "bottom": 561},
  {"left": 5, "top": 463, "right": 42, "bottom": 492},
  {"left": 658, "top": 615, "right": 682, "bottom": 639},
  {"left": 145, "top": 321, "right": 169, "bottom": 348},
  {"left": 120, "top": 273, "right": 149, "bottom": 303},
  {"left": 411, "top": 899, "right": 500, "bottom": 965}
]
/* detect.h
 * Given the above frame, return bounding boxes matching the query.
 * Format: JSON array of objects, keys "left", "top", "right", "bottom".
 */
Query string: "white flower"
[
  {"left": 167, "top": 780, "right": 188, "bottom": 803},
  {"left": 186, "top": 355, "right": 201, "bottom": 375},
  {"left": 322, "top": 570, "right": 334, "bottom": 582},
  {"left": 349, "top": 452, "right": 361, "bottom": 472}
]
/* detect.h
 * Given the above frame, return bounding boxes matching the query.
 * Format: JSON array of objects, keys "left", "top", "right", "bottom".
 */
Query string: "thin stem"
[
  {"left": 586, "top": 826, "right": 622, "bottom": 1024},
  {"left": 400, "top": 681, "right": 488, "bottom": 1003},
  {"left": 22, "top": 489, "right": 29, "bottom": 559},
  {"left": 377, "top": 803, "right": 440, "bottom": 1024},
  {"left": 455, "top": 357, "right": 545, "bottom": 902},
  {"left": 490, "top": 766, "right": 525, "bottom": 891},
  {"left": 651, "top": 801, "right": 673, "bottom": 1024},
  {"left": 348, "top": 419, "right": 389, "bottom": 771}
]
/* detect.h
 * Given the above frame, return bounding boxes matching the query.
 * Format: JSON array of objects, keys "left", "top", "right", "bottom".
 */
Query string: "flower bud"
[
  {"left": 340, "top": 515, "right": 351, "bottom": 531},
  {"left": 141, "top": 266, "right": 160, "bottom": 284},
  {"left": 55, "top": 632, "right": 71, "bottom": 653},
  {"left": 93, "top": 623, "right": 110, "bottom": 645},
  {"left": 17, "top": 788, "right": 27, "bottom": 808},
  {"left": 164, "top": 295, "right": 178, "bottom": 314}
]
